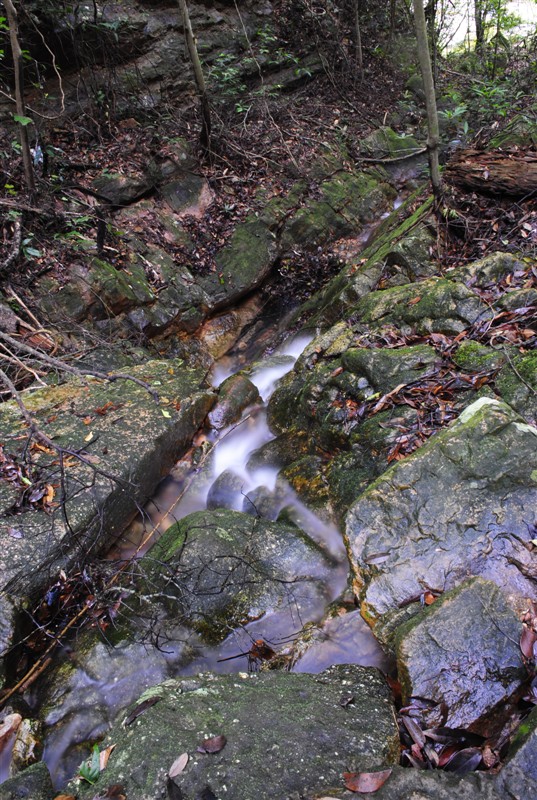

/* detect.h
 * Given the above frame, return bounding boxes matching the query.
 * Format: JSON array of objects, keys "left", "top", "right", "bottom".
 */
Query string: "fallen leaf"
[
  {"left": 343, "top": 768, "right": 392, "bottom": 793},
  {"left": 408, "top": 296, "right": 421, "bottom": 305},
  {"left": 124, "top": 695, "right": 162, "bottom": 726},
  {"left": 84, "top": 431, "right": 94, "bottom": 442},
  {"left": 169, "top": 752, "right": 189, "bottom": 777},
  {"left": 99, "top": 743, "right": 116, "bottom": 771},
  {"left": 7, "top": 527, "right": 23, "bottom": 539},
  {"left": 55, "top": 795, "right": 76, "bottom": 800},
  {"left": 443, "top": 746, "right": 482, "bottom": 775},
  {"left": 161, "top": 409, "right": 171, "bottom": 418},
  {"left": 0, "top": 713, "right": 22, "bottom": 746},
  {"left": 520, "top": 626, "right": 537, "bottom": 660},
  {"left": 197, "top": 734, "right": 227, "bottom": 754}
]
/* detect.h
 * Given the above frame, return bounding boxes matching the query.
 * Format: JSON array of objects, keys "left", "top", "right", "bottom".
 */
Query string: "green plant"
[
  {"left": 21, "top": 235, "right": 42, "bottom": 260},
  {"left": 78, "top": 744, "right": 101, "bottom": 785}
]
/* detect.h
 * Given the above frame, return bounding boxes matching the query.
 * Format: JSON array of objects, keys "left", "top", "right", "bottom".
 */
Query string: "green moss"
[{"left": 453, "top": 341, "right": 506, "bottom": 373}]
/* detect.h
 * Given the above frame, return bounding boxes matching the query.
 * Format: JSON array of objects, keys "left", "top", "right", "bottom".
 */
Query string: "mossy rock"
[
  {"left": 139, "top": 508, "right": 336, "bottom": 643},
  {"left": 453, "top": 341, "right": 507, "bottom": 373},
  {"left": 352, "top": 277, "right": 488, "bottom": 336},
  {"left": 74, "top": 666, "right": 399, "bottom": 800},
  {"left": 496, "top": 350, "right": 537, "bottom": 422},
  {"left": 359, "top": 126, "right": 421, "bottom": 159}
]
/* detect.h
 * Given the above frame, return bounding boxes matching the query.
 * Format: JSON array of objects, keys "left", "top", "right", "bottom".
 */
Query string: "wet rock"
[
  {"left": 139, "top": 508, "right": 337, "bottom": 643},
  {"left": 36, "top": 257, "right": 155, "bottom": 324},
  {"left": 0, "top": 761, "right": 54, "bottom": 800},
  {"left": 342, "top": 345, "right": 438, "bottom": 394},
  {"left": 161, "top": 173, "right": 213, "bottom": 215},
  {"left": 379, "top": 224, "right": 438, "bottom": 286},
  {"left": 305, "top": 196, "right": 435, "bottom": 326},
  {"left": 75, "top": 665, "right": 399, "bottom": 800},
  {"left": 0, "top": 361, "right": 214, "bottom": 686},
  {"left": 346, "top": 398, "right": 537, "bottom": 639},
  {"left": 198, "top": 218, "right": 278, "bottom": 310},
  {"left": 355, "top": 764, "right": 501, "bottom": 800},
  {"left": 39, "top": 637, "right": 183, "bottom": 789},
  {"left": 452, "top": 340, "right": 507, "bottom": 373},
  {"left": 206, "top": 468, "right": 246, "bottom": 511},
  {"left": 198, "top": 295, "right": 266, "bottom": 359},
  {"left": 208, "top": 373, "right": 261, "bottom": 430},
  {"left": 395, "top": 578, "right": 525, "bottom": 729},
  {"left": 280, "top": 171, "right": 393, "bottom": 251},
  {"left": 495, "top": 706, "right": 537, "bottom": 800}
]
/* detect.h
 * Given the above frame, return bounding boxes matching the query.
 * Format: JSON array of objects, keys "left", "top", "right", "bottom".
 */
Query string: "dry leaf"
[
  {"left": 101, "top": 784, "right": 127, "bottom": 799},
  {"left": 84, "top": 431, "right": 94, "bottom": 442},
  {"left": 169, "top": 752, "right": 189, "bottom": 777},
  {"left": 99, "top": 743, "right": 116, "bottom": 771},
  {"left": 124, "top": 695, "right": 162, "bottom": 726},
  {"left": 343, "top": 768, "right": 392, "bottom": 793},
  {"left": 0, "top": 713, "right": 22, "bottom": 746},
  {"left": 197, "top": 734, "right": 227, "bottom": 754}
]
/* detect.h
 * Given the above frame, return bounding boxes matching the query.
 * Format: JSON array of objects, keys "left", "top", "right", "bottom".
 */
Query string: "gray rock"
[
  {"left": 206, "top": 468, "right": 246, "bottom": 511},
  {"left": 208, "top": 373, "right": 261, "bottom": 430},
  {"left": 395, "top": 578, "right": 525, "bottom": 729},
  {"left": 75, "top": 665, "right": 399, "bottom": 800},
  {"left": 495, "top": 706, "right": 537, "bottom": 800},
  {"left": 346, "top": 398, "right": 537, "bottom": 639},
  {"left": 357, "top": 764, "right": 501, "bottom": 800},
  {"left": 0, "top": 761, "right": 54, "bottom": 800},
  {"left": 139, "top": 508, "right": 338, "bottom": 643},
  {"left": 0, "top": 361, "right": 214, "bottom": 686}
]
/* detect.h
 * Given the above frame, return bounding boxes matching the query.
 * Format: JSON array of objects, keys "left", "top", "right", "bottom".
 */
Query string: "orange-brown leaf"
[{"left": 343, "top": 768, "right": 392, "bottom": 793}]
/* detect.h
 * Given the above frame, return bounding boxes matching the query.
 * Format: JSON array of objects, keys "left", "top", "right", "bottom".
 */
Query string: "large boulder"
[
  {"left": 137, "top": 507, "right": 340, "bottom": 643},
  {"left": 0, "top": 361, "right": 215, "bottom": 686},
  {"left": 346, "top": 398, "right": 537, "bottom": 640},
  {"left": 395, "top": 578, "right": 525, "bottom": 729},
  {"left": 74, "top": 666, "right": 399, "bottom": 800}
]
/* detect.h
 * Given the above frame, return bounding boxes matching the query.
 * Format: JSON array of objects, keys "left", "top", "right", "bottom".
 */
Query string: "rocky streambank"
[{"left": 0, "top": 126, "right": 536, "bottom": 798}]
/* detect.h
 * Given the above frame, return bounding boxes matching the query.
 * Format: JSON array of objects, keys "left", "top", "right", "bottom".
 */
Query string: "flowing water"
[{"left": 35, "top": 327, "right": 391, "bottom": 788}]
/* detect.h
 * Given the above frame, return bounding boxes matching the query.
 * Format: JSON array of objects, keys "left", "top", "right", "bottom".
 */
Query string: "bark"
[
  {"left": 176, "top": 0, "right": 211, "bottom": 154},
  {"left": 446, "top": 149, "right": 537, "bottom": 197},
  {"left": 353, "top": 0, "right": 363, "bottom": 77},
  {"left": 3, "top": 0, "right": 35, "bottom": 193},
  {"left": 413, "top": 0, "right": 442, "bottom": 202},
  {"left": 474, "top": 0, "right": 486, "bottom": 55}
]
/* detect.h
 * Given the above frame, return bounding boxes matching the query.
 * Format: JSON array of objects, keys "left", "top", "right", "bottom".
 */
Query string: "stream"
[{"left": 36, "top": 326, "right": 392, "bottom": 789}]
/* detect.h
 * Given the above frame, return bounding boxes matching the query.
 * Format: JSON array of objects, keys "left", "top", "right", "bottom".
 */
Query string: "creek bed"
[{"left": 34, "top": 328, "right": 390, "bottom": 789}]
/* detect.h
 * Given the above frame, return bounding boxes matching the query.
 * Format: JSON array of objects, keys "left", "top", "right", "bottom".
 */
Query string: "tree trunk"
[
  {"left": 353, "top": 0, "right": 363, "bottom": 77},
  {"left": 413, "top": 0, "right": 442, "bottom": 202},
  {"left": 474, "top": 0, "right": 486, "bottom": 55},
  {"left": 176, "top": 0, "right": 211, "bottom": 154},
  {"left": 389, "top": 0, "right": 397, "bottom": 41},
  {"left": 4, "top": 0, "right": 35, "bottom": 194},
  {"left": 446, "top": 149, "right": 537, "bottom": 197}
]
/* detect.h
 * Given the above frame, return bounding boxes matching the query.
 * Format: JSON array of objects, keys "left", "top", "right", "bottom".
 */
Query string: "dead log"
[{"left": 445, "top": 148, "right": 537, "bottom": 198}]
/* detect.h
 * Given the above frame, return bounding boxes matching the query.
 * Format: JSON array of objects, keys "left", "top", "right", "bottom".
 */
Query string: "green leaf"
[
  {"left": 161, "top": 409, "right": 171, "bottom": 418},
  {"left": 79, "top": 744, "right": 101, "bottom": 785},
  {"left": 12, "top": 114, "right": 33, "bottom": 127}
]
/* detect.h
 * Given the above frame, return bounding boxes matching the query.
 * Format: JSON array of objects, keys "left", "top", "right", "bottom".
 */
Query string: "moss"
[{"left": 453, "top": 341, "right": 506, "bottom": 373}]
